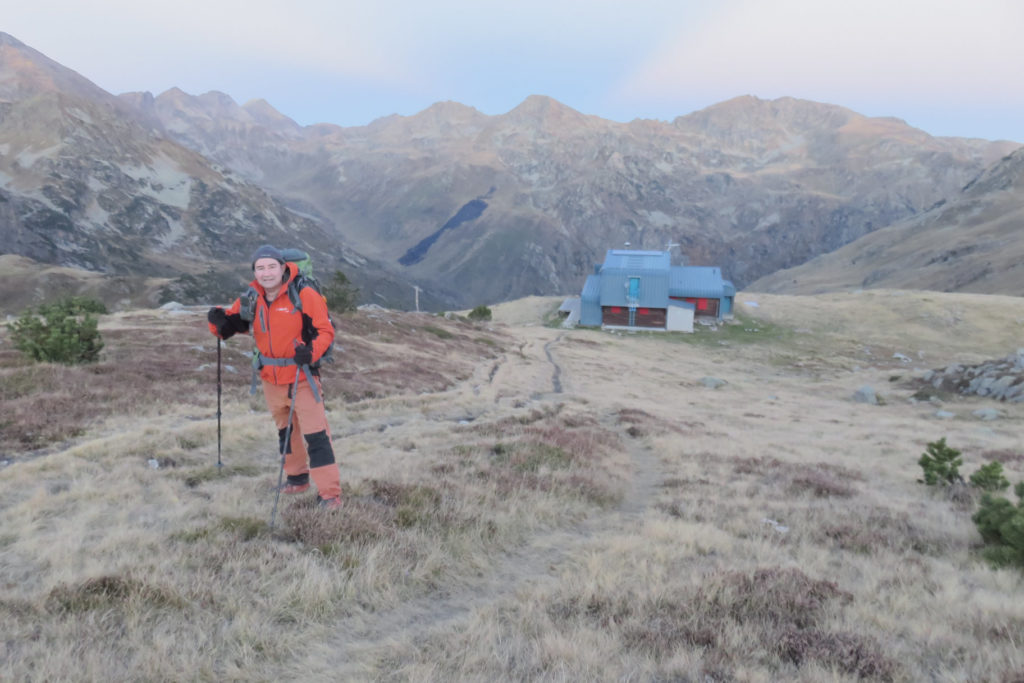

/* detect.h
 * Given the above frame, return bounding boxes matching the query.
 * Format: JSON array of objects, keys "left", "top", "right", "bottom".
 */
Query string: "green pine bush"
[
  {"left": 913, "top": 438, "right": 1024, "bottom": 571},
  {"left": 972, "top": 482, "right": 1024, "bottom": 569},
  {"left": 8, "top": 296, "right": 105, "bottom": 364},
  {"left": 918, "top": 437, "right": 963, "bottom": 486},
  {"left": 468, "top": 305, "right": 492, "bottom": 322},
  {"left": 39, "top": 296, "right": 108, "bottom": 316},
  {"left": 323, "top": 270, "right": 360, "bottom": 314},
  {"left": 970, "top": 462, "right": 1011, "bottom": 492}
]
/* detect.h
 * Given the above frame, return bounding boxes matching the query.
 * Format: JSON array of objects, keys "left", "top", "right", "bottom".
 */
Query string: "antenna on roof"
[{"left": 623, "top": 241, "right": 631, "bottom": 248}]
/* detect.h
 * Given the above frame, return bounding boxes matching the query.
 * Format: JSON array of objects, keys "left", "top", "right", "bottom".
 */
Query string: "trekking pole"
[
  {"left": 270, "top": 369, "right": 303, "bottom": 529},
  {"left": 216, "top": 342, "right": 223, "bottom": 472}
]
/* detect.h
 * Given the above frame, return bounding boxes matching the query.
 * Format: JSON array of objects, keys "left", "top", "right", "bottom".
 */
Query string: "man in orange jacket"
[{"left": 207, "top": 245, "right": 342, "bottom": 509}]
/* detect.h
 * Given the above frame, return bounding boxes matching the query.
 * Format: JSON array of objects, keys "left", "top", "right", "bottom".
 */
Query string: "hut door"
[{"left": 628, "top": 277, "right": 640, "bottom": 326}]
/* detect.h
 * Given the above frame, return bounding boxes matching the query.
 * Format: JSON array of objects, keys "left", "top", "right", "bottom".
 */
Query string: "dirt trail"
[
  {"left": 543, "top": 334, "right": 565, "bottom": 394},
  {"left": 307, "top": 326, "right": 666, "bottom": 677}
]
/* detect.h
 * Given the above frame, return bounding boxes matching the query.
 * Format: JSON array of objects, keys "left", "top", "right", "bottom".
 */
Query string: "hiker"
[{"left": 207, "top": 244, "right": 343, "bottom": 509}]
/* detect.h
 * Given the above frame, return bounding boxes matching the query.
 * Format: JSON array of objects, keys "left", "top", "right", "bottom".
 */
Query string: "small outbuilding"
[{"left": 579, "top": 249, "right": 735, "bottom": 331}]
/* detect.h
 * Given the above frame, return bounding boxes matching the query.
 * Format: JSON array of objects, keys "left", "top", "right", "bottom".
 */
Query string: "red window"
[
  {"left": 610, "top": 306, "right": 622, "bottom": 314},
  {"left": 697, "top": 299, "right": 708, "bottom": 311},
  {"left": 638, "top": 308, "right": 650, "bottom": 315}
]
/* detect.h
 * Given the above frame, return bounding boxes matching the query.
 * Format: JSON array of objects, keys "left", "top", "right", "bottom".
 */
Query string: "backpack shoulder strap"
[{"left": 287, "top": 276, "right": 305, "bottom": 313}]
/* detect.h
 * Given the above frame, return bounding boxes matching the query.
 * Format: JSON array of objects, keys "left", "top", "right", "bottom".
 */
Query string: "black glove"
[
  {"left": 293, "top": 344, "right": 314, "bottom": 366},
  {"left": 207, "top": 307, "right": 230, "bottom": 338}
]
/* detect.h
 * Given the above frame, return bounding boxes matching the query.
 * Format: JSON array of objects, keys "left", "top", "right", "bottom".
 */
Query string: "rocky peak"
[
  {"left": 363, "top": 100, "right": 488, "bottom": 141},
  {"left": 421, "top": 100, "right": 485, "bottom": 122},
  {"left": 196, "top": 90, "right": 242, "bottom": 116},
  {"left": 242, "top": 98, "right": 301, "bottom": 133},
  {"left": 118, "top": 90, "right": 156, "bottom": 112},
  {"left": 0, "top": 31, "right": 25, "bottom": 48},
  {"left": 0, "top": 31, "right": 115, "bottom": 104},
  {"left": 679, "top": 95, "right": 854, "bottom": 130},
  {"left": 148, "top": 87, "right": 310, "bottom": 160},
  {"left": 673, "top": 95, "right": 858, "bottom": 157},
  {"left": 154, "top": 88, "right": 246, "bottom": 122},
  {"left": 501, "top": 95, "right": 592, "bottom": 131}
]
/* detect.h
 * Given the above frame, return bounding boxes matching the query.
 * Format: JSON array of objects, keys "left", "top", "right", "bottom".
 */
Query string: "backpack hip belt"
[{"left": 250, "top": 352, "right": 322, "bottom": 403}]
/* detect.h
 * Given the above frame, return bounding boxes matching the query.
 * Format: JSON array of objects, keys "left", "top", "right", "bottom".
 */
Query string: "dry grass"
[{"left": 3, "top": 291, "right": 1024, "bottom": 681}]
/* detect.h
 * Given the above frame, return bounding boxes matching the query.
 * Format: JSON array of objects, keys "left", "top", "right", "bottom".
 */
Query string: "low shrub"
[
  {"left": 918, "top": 437, "right": 963, "bottom": 486},
  {"left": 45, "top": 575, "right": 184, "bottom": 613},
  {"left": 972, "top": 482, "right": 1024, "bottom": 570},
  {"left": 8, "top": 296, "right": 105, "bottom": 364},
  {"left": 422, "top": 325, "right": 454, "bottom": 340},
  {"left": 323, "top": 270, "right": 360, "bottom": 314},
  {"left": 468, "top": 305, "right": 492, "bottom": 322},
  {"left": 914, "top": 440, "right": 1024, "bottom": 570},
  {"left": 777, "top": 627, "right": 895, "bottom": 680},
  {"left": 41, "top": 296, "right": 108, "bottom": 316},
  {"left": 970, "top": 462, "right": 1011, "bottom": 492}
]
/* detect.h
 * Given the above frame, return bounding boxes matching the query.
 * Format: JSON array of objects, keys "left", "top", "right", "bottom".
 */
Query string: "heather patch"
[
  {"left": 45, "top": 575, "right": 187, "bottom": 614},
  {"left": 732, "top": 456, "right": 862, "bottom": 498}
]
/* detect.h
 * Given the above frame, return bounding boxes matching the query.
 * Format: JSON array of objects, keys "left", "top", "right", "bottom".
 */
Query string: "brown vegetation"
[{"left": 2, "top": 292, "right": 1024, "bottom": 680}]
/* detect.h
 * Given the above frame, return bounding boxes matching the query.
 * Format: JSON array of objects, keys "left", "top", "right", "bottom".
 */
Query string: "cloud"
[
  {"left": 617, "top": 0, "right": 1024, "bottom": 107},
  {"left": 6, "top": 0, "right": 424, "bottom": 89}
]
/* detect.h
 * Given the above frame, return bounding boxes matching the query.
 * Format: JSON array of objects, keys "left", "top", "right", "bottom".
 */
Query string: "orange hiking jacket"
[{"left": 211, "top": 263, "right": 335, "bottom": 386}]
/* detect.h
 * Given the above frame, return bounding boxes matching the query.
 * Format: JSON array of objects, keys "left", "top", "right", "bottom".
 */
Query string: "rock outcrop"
[{"left": 922, "top": 349, "right": 1024, "bottom": 402}]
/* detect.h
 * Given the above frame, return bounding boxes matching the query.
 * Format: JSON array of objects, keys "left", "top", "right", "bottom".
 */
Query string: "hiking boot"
[
  {"left": 317, "top": 496, "right": 343, "bottom": 511},
  {"left": 281, "top": 474, "right": 310, "bottom": 494}
]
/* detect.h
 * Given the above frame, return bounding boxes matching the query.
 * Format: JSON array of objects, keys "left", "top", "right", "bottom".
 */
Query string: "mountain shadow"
[{"left": 399, "top": 198, "right": 489, "bottom": 266}]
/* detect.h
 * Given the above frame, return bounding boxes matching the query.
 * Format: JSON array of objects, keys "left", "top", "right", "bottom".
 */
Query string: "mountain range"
[
  {"left": 748, "top": 146, "right": 1024, "bottom": 295},
  {"left": 0, "top": 33, "right": 424, "bottom": 310},
  {"left": 0, "top": 31, "right": 1021, "bottom": 312}
]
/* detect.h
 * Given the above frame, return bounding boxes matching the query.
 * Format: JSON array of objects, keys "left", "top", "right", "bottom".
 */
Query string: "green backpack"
[
  {"left": 279, "top": 248, "right": 329, "bottom": 315},
  {"left": 280, "top": 248, "right": 316, "bottom": 284}
]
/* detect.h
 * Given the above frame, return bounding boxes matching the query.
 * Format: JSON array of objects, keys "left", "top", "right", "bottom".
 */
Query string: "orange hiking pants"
[{"left": 262, "top": 377, "right": 342, "bottom": 500}]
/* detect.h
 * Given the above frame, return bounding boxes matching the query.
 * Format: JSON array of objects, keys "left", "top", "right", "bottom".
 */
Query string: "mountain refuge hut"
[{"left": 579, "top": 249, "right": 735, "bottom": 332}]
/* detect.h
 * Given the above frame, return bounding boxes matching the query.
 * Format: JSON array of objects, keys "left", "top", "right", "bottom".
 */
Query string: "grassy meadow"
[{"left": 1, "top": 291, "right": 1023, "bottom": 681}]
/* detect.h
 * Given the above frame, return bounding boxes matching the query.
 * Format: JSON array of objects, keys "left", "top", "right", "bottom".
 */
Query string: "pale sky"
[{"left": 4, "top": 0, "right": 1022, "bottom": 141}]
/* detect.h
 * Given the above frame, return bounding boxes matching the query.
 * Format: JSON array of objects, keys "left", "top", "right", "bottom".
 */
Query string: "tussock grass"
[
  {"left": 3, "top": 295, "right": 1024, "bottom": 681},
  {"left": 671, "top": 311, "right": 797, "bottom": 348},
  {"left": 451, "top": 404, "right": 626, "bottom": 506},
  {"left": 182, "top": 464, "right": 262, "bottom": 488},
  {"left": 0, "top": 307, "right": 623, "bottom": 677},
  {"left": 328, "top": 313, "right": 504, "bottom": 401}
]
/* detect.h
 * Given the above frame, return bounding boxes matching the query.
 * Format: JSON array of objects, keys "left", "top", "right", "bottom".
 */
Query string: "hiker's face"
[{"left": 254, "top": 258, "right": 284, "bottom": 290}]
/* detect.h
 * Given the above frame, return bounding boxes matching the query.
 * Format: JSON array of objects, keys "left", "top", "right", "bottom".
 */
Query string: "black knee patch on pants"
[
  {"left": 305, "top": 430, "right": 335, "bottom": 468},
  {"left": 277, "top": 427, "right": 293, "bottom": 455}
]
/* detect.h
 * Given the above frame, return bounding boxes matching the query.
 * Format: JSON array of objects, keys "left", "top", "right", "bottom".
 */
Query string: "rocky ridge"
[
  {"left": 0, "top": 32, "right": 432, "bottom": 310},
  {"left": 749, "top": 147, "right": 1024, "bottom": 295},
  {"left": 922, "top": 349, "right": 1024, "bottom": 403},
  {"left": 135, "top": 90, "right": 1020, "bottom": 307},
  {"left": 3, "top": 31, "right": 1023, "bottom": 310}
]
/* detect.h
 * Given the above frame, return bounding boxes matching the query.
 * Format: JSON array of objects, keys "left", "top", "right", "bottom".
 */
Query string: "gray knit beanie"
[{"left": 251, "top": 244, "right": 285, "bottom": 269}]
